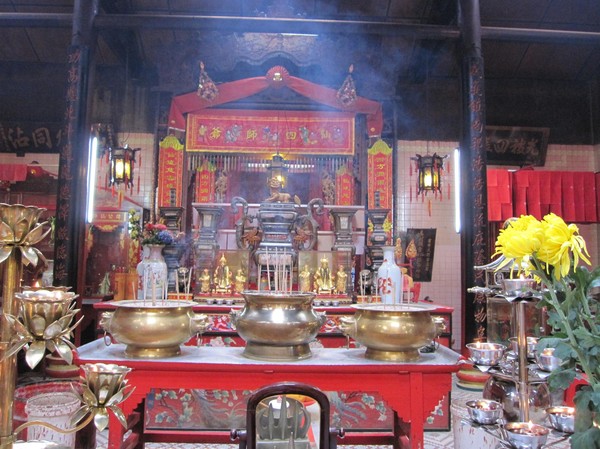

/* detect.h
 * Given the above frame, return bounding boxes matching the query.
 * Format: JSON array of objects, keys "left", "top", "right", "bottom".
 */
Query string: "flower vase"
[
  {"left": 377, "top": 246, "right": 403, "bottom": 304},
  {"left": 136, "top": 244, "right": 168, "bottom": 302}
]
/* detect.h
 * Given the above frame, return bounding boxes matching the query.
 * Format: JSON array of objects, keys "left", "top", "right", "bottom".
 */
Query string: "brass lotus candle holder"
[
  {"left": 3, "top": 290, "right": 81, "bottom": 369},
  {"left": 71, "top": 363, "right": 134, "bottom": 431}
]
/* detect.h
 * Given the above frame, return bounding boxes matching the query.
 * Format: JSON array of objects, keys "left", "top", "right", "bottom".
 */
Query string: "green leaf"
[
  {"left": 547, "top": 368, "right": 577, "bottom": 391},
  {"left": 571, "top": 427, "right": 600, "bottom": 449}
]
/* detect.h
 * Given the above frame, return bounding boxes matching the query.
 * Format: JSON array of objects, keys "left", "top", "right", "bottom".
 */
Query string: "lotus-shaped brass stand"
[
  {"left": 3, "top": 290, "right": 81, "bottom": 369},
  {"left": 0, "top": 204, "right": 133, "bottom": 448}
]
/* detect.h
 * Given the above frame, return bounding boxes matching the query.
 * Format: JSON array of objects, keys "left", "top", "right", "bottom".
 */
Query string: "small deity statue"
[
  {"left": 314, "top": 257, "right": 335, "bottom": 294},
  {"left": 234, "top": 268, "right": 246, "bottom": 293},
  {"left": 214, "top": 254, "right": 232, "bottom": 294},
  {"left": 299, "top": 265, "right": 312, "bottom": 292},
  {"left": 321, "top": 170, "right": 335, "bottom": 205},
  {"left": 215, "top": 170, "right": 228, "bottom": 203},
  {"left": 98, "top": 272, "right": 111, "bottom": 295},
  {"left": 199, "top": 268, "right": 211, "bottom": 293},
  {"left": 336, "top": 265, "right": 348, "bottom": 294}
]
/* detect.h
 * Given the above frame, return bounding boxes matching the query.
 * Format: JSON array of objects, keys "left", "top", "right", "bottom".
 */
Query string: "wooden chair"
[{"left": 231, "top": 382, "right": 344, "bottom": 449}]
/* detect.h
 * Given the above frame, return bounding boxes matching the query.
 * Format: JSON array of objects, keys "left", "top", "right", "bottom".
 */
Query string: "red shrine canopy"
[{"left": 168, "top": 66, "right": 383, "bottom": 138}]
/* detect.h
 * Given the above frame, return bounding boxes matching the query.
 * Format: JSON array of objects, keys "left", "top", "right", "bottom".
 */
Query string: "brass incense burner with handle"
[
  {"left": 230, "top": 291, "right": 326, "bottom": 361},
  {"left": 339, "top": 303, "right": 442, "bottom": 362},
  {"left": 100, "top": 300, "right": 209, "bottom": 358}
]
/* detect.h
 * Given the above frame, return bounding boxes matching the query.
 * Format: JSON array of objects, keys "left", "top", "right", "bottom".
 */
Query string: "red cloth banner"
[
  {"left": 335, "top": 164, "right": 354, "bottom": 205},
  {"left": 168, "top": 68, "right": 383, "bottom": 137},
  {"left": 195, "top": 159, "right": 216, "bottom": 203},
  {"left": 186, "top": 109, "right": 355, "bottom": 155},
  {"left": 157, "top": 136, "right": 184, "bottom": 207}
]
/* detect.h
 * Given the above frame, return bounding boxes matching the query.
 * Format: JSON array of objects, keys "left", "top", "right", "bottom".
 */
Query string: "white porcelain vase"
[
  {"left": 376, "top": 245, "right": 403, "bottom": 304},
  {"left": 136, "top": 244, "right": 168, "bottom": 301}
]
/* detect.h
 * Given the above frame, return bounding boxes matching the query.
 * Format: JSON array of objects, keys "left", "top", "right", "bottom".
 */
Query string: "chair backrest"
[{"left": 231, "top": 381, "right": 343, "bottom": 449}]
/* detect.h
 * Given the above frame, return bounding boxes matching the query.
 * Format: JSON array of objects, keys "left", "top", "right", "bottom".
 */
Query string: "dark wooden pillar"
[
  {"left": 53, "top": 0, "right": 98, "bottom": 287},
  {"left": 459, "top": 0, "right": 489, "bottom": 347}
]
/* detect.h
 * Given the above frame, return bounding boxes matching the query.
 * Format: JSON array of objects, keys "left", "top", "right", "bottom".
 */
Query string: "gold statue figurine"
[
  {"left": 214, "top": 254, "right": 232, "bottom": 294},
  {"left": 199, "top": 268, "right": 212, "bottom": 294},
  {"left": 335, "top": 265, "right": 348, "bottom": 294},
  {"left": 299, "top": 265, "right": 312, "bottom": 292},
  {"left": 314, "top": 257, "right": 335, "bottom": 294},
  {"left": 234, "top": 268, "right": 247, "bottom": 294}
]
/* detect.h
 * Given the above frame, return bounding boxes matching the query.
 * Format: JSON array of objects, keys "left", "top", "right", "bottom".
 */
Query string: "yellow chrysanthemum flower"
[
  {"left": 493, "top": 215, "right": 544, "bottom": 271},
  {"left": 537, "top": 213, "right": 590, "bottom": 279}
]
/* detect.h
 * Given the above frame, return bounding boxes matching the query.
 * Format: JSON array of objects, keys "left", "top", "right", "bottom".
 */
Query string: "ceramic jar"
[
  {"left": 376, "top": 245, "right": 402, "bottom": 304},
  {"left": 137, "top": 244, "right": 168, "bottom": 301}
]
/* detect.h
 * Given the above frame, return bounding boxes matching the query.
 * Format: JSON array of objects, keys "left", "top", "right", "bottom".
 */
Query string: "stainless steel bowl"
[
  {"left": 536, "top": 347, "right": 561, "bottom": 372},
  {"left": 546, "top": 406, "right": 575, "bottom": 433},
  {"left": 466, "top": 342, "right": 506, "bottom": 366},
  {"left": 466, "top": 399, "right": 503, "bottom": 424},
  {"left": 505, "top": 422, "right": 549, "bottom": 449},
  {"left": 509, "top": 336, "right": 538, "bottom": 359}
]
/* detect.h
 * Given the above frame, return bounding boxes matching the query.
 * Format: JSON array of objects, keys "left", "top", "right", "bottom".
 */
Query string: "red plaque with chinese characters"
[
  {"left": 335, "top": 164, "right": 354, "bottom": 205},
  {"left": 157, "top": 136, "right": 184, "bottom": 207},
  {"left": 186, "top": 109, "right": 355, "bottom": 155}
]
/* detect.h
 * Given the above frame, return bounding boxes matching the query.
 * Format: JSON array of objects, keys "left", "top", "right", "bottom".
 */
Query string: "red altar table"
[{"left": 75, "top": 340, "right": 461, "bottom": 449}]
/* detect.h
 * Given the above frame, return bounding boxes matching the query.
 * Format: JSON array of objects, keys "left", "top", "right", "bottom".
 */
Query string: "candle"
[
  {"left": 257, "top": 259, "right": 260, "bottom": 291},
  {"left": 187, "top": 267, "right": 193, "bottom": 294},
  {"left": 266, "top": 250, "right": 271, "bottom": 291}
]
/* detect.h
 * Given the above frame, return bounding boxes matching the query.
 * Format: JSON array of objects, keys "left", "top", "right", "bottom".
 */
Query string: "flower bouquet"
[
  {"left": 494, "top": 213, "right": 600, "bottom": 448},
  {"left": 140, "top": 223, "right": 174, "bottom": 246}
]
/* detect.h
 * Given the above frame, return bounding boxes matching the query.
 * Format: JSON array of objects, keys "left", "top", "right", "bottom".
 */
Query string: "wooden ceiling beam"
[{"left": 1, "top": 12, "right": 600, "bottom": 45}]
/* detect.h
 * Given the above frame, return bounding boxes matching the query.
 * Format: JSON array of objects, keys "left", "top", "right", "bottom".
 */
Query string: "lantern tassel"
[{"left": 428, "top": 199, "right": 432, "bottom": 216}]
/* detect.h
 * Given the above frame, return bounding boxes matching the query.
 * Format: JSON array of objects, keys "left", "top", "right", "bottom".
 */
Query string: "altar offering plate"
[
  {"left": 504, "top": 422, "right": 549, "bottom": 449},
  {"left": 99, "top": 300, "right": 209, "bottom": 358},
  {"left": 465, "top": 399, "right": 503, "bottom": 424}
]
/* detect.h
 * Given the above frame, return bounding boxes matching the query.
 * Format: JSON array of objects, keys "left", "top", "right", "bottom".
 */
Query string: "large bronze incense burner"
[
  {"left": 339, "top": 303, "right": 442, "bottom": 362},
  {"left": 100, "top": 300, "right": 209, "bottom": 358},
  {"left": 230, "top": 291, "right": 326, "bottom": 361}
]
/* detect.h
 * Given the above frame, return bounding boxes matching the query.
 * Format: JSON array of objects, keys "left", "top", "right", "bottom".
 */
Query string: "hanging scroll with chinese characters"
[
  {"left": 186, "top": 109, "right": 355, "bottom": 155},
  {"left": 195, "top": 159, "right": 216, "bottom": 203},
  {"left": 335, "top": 164, "right": 354, "bottom": 205},
  {"left": 157, "top": 136, "right": 184, "bottom": 207},
  {"left": 367, "top": 139, "right": 393, "bottom": 243}
]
